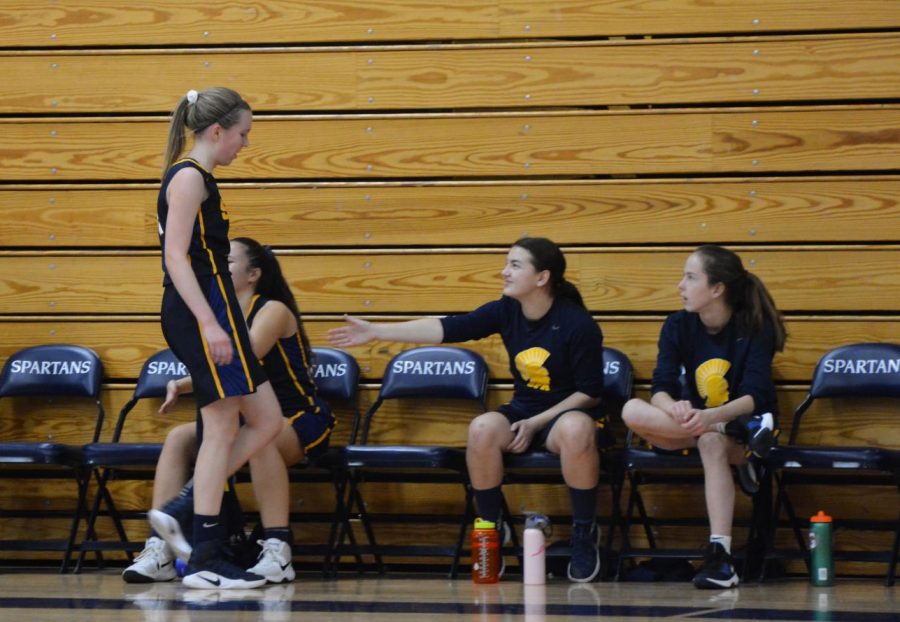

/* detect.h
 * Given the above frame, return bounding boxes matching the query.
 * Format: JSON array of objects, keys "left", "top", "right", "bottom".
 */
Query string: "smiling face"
[
  {"left": 501, "top": 245, "right": 548, "bottom": 300},
  {"left": 228, "top": 239, "right": 259, "bottom": 295},
  {"left": 678, "top": 252, "right": 723, "bottom": 313}
]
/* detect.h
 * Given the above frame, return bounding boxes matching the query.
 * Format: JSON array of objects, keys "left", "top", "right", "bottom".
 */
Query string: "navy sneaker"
[
  {"left": 746, "top": 412, "right": 776, "bottom": 458},
  {"left": 149, "top": 487, "right": 194, "bottom": 562},
  {"left": 693, "top": 542, "right": 739, "bottom": 589},
  {"left": 567, "top": 521, "right": 601, "bottom": 583},
  {"left": 182, "top": 540, "right": 267, "bottom": 590}
]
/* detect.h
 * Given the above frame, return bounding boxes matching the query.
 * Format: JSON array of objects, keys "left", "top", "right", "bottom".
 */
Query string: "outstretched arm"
[{"left": 327, "top": 315, "right": 444, "bottom": 347}]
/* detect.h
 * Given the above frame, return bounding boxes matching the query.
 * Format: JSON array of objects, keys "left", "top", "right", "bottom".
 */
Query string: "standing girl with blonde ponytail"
[{"left": 153, "top": 87, "right": 286, "bottom": 589}]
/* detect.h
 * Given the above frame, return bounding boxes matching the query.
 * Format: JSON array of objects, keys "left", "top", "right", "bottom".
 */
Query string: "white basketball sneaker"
[
  {"left": 247, "top": 538, "right": 296, "bottom": 584},
  {"left": 122, "top": 536, "right": 177, "bottom": 583}
]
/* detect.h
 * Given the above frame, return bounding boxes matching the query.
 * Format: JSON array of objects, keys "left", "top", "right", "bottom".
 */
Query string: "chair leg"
[
  {"left": 450, "top": 485, "right": 474, "bottom": 579},
  {"left": 886, "top": 520, "right": 899, "bottom": 587},
  {"left": 350, "top": 482, "right": 384, "bottom": 573},
  {"left": 75, "top": 469, "right": 109, "bottom": 572},
  {"left": 61, "top": 469, "right": 90, "bottom": 574}
]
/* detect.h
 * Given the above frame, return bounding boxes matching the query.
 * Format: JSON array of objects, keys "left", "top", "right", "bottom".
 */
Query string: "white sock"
[{"left": 710, "top": 534, "right": 732, "bottom": 554}]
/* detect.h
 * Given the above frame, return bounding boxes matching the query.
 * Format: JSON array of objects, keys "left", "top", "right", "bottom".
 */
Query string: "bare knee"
[
  {"left": 552, "top": 412, "right": 596, "bottom": 454},
  {"left": 467, "top": 413, "right": 509, "bottom": 455},
  {"left": 697, "top": 432, "right": 729, "bottom": 460},
  {"left": 621, "top": 398, "right": 650, "bottom": 430}
]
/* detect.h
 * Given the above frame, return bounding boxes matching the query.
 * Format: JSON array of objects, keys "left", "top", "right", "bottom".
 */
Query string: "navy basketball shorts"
[
  {"left": 286, "top": 396, "right": 336, "bottom": 460},
  {"left": 161, "top": 273, "right": 267, "bottom": 409}
]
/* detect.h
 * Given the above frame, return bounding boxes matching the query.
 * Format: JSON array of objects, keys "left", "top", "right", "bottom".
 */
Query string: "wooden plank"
[
  {"left": 1, "top": 1, "right": 898, "bottom": 47},
  {"left": 4, "top": 177, "right": 900, "bottom": 248},
  {"left": 4, "top": 35, "right": 899, "bottom": 113},
  {"left": 497, "top": 1, "right": 900, "bottom": 38},
  {"left": 0, "top": 248, "right": 897, "bottom": 314},
  {"left": 2, "top": 317, "right": 898, "bottom": 384},
  {"left": 2, "top": 107, "right": 898, "bottom": 181}
]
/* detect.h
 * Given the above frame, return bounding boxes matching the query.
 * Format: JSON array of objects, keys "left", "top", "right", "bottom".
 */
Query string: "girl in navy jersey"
[
  {"left": 155, "top": 87, "right": 286, "bottom": 589},
  {"left": 328, "top": 237, "right": 606, "bottom": 583},
  {"left": 621, "top": 244, "right": 786, "bottom": 589},
  {"left": 125, "top": 237, "right": 334, "bottom": 585}
]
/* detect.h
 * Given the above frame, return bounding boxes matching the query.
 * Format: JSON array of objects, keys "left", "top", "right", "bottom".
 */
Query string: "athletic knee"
[
  {"left": 621, "top": 398, "right": 649, "bottom": 429},
  {"left": 697, "top": 431, "right": 729, "bottom": 459},
  {"left": 467, "top": 414, "right": 507, "bottom": 453},
  {"left": 554, "top": 413, "right": 596, "bottom": 453}
]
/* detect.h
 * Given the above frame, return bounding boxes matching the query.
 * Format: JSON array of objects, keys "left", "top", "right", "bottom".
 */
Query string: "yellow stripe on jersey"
[
  {"left": 214, "top": 273, "right": 255, "bottom": 392},
  {"left": 176, "top": 158, "right": 220, "bottom": 276},
  {"left": 198, "top": 319, "right": 226, "bottom": 399},
  {"left": 276, "top": 340, "right": 315, "bottom": 408}
]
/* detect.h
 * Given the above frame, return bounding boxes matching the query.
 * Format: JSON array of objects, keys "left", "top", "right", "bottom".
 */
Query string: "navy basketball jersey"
[
  {"left": 157, "top": 158, "right": 230, "bottom": 285},
  {"left": 246, "top": 295, "right": 321, "bottom": 417}
]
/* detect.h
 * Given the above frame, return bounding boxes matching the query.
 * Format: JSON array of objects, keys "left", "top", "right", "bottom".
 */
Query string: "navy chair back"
[
  {"left": 132, "top": 349, "right": 189, "bottom": 401},
  {"left": 379, "top": 346, "right": 488, "bottom": 401},
  {"left": 0, "top": 344, "right": 102, "bottom": 399},
  {"left": 601, "top": 347, "right": 635, "bottom": 410},
  {"left": 111, "top": 349, "right": 188, "bottom": 442},
  {"left": 808, "top": 342, "right": 900, "bottom": 399},
  {"left": 362, "top": 346, "right": 488, "bottom": 443},
  {"left": 311, "top": 347, "right": 361, "bottom": 404},
  {"left": 792, "top": 342, "right": 900, "bottom": 444}
]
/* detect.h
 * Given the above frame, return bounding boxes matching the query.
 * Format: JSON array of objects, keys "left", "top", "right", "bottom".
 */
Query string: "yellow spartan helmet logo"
[
  {"left": 695, "top": 358, "right": 731, "bottom": 407},
  {"left": 515, "top": 347, "right": 551, "bottom": 391}
]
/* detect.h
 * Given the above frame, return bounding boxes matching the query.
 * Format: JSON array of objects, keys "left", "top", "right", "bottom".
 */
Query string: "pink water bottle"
[{"left": 523, "top": 514, "right": 549, "bottom": 585}]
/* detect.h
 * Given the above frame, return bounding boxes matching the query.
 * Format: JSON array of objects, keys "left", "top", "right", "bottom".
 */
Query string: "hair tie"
[
  {"left": 186, "top": 89, "right": 198, "bottom": 105},
  {"left": 262, "top": 244, "right": 276, "bottom": 258}
]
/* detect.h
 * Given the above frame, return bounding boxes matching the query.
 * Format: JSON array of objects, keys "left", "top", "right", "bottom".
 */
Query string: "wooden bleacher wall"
[{"left": 0, "top": 1, "right": 898, "bottom": 573}]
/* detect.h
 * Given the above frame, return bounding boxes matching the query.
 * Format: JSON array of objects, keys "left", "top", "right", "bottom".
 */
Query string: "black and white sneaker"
[
  {"left": 567, "top": 521, "right": 601, "bottom": 583},
  {"left": 182, "top": 540, "right": 267, "bottom": 590},
  {"left": 746, "top": 412, "right": 775, "bottom": 458},
  {"left": 149, "top": 489, "right": 194, "bottom": 562},
  {"left": 692, "top": 542, "right": 739, "bottom": 589}
]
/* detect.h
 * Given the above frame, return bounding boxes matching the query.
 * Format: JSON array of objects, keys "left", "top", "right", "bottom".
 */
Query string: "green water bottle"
[{"left": 809, "top": 510, "right": 834, "bottom": 586}]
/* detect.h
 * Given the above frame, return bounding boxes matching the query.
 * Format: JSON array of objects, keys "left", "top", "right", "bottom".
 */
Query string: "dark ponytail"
[
  {"left": 232, "top": 237, "right": 313, "bottom": 362},
  {"left": 694, "top": 244, "right": 787, "bottom": 352},
  {"left": 513, "top": 237, "right": 586, "bottom": 309}
]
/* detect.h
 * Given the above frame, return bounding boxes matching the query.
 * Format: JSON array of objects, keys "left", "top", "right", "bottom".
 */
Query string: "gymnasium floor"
[{"left": 0, "top": 571, "right": 896, "bottom": 621}]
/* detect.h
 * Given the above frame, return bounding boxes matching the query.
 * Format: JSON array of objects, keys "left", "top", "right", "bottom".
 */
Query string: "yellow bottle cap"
[{"left": 474, "top": 518, "right": 496, "bottom": 530}]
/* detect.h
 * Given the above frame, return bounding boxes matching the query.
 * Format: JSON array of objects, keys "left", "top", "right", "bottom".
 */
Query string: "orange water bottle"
[{"left": 471, "top": 518, "right": 500, "bottom": 584}]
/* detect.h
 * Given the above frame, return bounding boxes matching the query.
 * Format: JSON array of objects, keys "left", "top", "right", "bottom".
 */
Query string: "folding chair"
[
  {"left": 501, "top": 346, "right": 634, "bottom": 577},
  {"left": 287, "top": 347, "right": 361, "bottom": 568},
  {"left": 331, "top": 346, "right": 488, "bottom": 577},
  {"left": 0, "top": 344, "right": 104, "bottom": 572},
  {"left": 765, "top": 342, "right": 900, "bottom": 586},
  {"left": 615, "top": 382, "right": 773, "bottom": 580},
  {"left": 76, "top": 348, "right": 190, "bottom": 571}
]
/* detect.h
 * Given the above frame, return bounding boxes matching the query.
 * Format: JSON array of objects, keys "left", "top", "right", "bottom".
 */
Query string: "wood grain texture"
[
  {"left": 0, "top": 248, "right": 897, "bottom": 313},
  {"left": 3, "top": 107, "right": 898, "bottom": 181},
  {"left": 3, "top": 35, "right": 898, "bottom": 113},
  {"left": 1, "top": 1, "right": 898, "bottom": 47},
  {"left": 2, "top": 317, "right": 897, "bottom": 383},
  {"left": 4, "top": 177, "right": 899, "bottom": 248}
]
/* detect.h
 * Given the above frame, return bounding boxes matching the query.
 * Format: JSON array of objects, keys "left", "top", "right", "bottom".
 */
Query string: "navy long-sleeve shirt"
[
  {"left": 440, "top": 296, "right": 605, "bottom": 417},
  {"left": 651, "top": 310, "right": 778, "bottom": 417}
]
